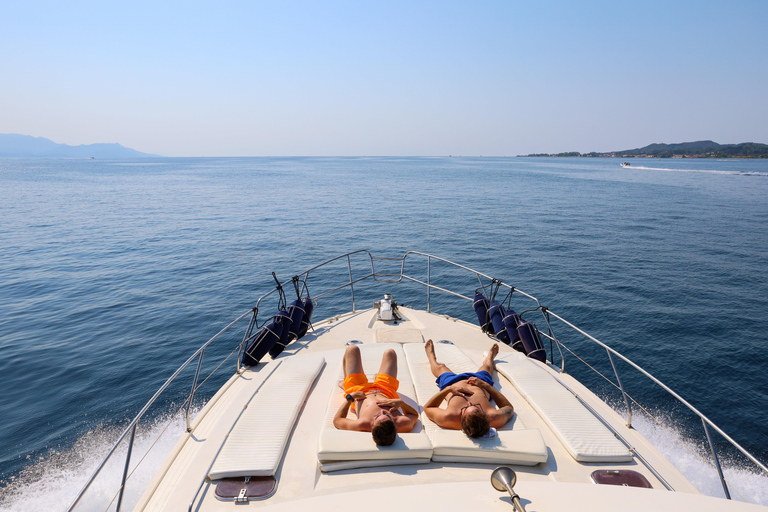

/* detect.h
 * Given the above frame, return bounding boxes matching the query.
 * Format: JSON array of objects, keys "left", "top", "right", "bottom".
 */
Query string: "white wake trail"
[
  {"left": 0, "top": 411, "right": 193, "bottom": 512},
  {"left": 623, "top": 165, "right": 768, "bottom": 177}
]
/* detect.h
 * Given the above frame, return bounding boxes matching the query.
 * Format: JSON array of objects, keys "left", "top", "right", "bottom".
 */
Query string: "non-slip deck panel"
[
  {"left": 403, "top": 342, "right": 546, "bottom": 465},
  {"left": 375, "top": 328, "right": 424, "bottom": 344},
  {"left": 318, "top": 343, "right": 433, "bottom": 471},
  {"left": 209, "top": 355, "right": 325, "bottom": 479},
  {"left": 496, "top": 352, "right": 633, "bottom": 463}
]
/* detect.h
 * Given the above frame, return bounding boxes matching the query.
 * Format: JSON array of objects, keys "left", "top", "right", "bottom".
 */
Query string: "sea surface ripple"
[{"left": 1, "top": 156, "right": 767, "bottom": 508}]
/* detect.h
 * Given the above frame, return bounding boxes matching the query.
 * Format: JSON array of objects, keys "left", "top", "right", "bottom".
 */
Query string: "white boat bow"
[{"left": 66, "top": 251, "right": 768, "bottom": 512}]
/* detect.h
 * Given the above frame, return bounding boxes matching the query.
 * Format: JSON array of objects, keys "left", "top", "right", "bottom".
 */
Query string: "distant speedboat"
[{"left": 620, "top": 162, "right": 631, "bottom": 167}]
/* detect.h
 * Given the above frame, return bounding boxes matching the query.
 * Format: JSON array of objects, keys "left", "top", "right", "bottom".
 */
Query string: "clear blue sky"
[{"left": 1, "top": 1, "right": 766, "bottom": 156}]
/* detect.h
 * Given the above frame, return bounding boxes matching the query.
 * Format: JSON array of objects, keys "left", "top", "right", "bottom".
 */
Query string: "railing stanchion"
[
  {"left": 186, "top": 348, "right": 205, "bottom": 432},
  {"left": 427, "top": 256, "right": 431, "bottom": 312},
  {"left": 69, "top": 308, "right": 253, "bottom": 512},
  {"left": 115, "top": 422, "right": 137, "bottom": 512},
  {"left": 703, "top": 419, "right": 731, "bottom": 499},
  {"left": 237, "top": 309, "right": 257, "bottom": 374},
  {"left": 607, "top": 349, "right": 632, "bottom": 428},
  {"left": 347, "top": 255, "right": 355, "bottom": 312}
]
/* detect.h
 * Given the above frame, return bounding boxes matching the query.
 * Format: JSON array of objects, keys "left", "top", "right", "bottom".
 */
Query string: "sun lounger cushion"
[
  {"left": 317, "top": 343, "right": 433, "bottom": 472},
  {"left": 318, "top": 430, "right": 433, "bottom": 471},
  {"left": 402, "top": 342, "right": 528, "bottom": 438},
  {"left": 496, "top": 352, "right": 632, "bottom": 463},
  {"left": 430, "top": 429, "right": 547, "bottom": 465},
  {"left": 209, "top": 354, "right": 325, "bottom": 479},
  {"left": 403, "top": 342, "right": 547, "bottom": 465}
]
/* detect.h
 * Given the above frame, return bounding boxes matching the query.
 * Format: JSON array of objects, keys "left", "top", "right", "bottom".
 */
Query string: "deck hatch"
[
  {"left": 214, "top": 476, "right": 277, "bottom": 501},
  {"left": 591, "top": 470, "right": 652, "bottom": 488}
]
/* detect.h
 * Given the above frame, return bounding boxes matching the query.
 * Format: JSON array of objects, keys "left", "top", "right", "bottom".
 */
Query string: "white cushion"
[
  {"left": 403, "top": 342, "right": 528, "bottom": 439},
  {"left": 317, "top": 343, "right": 432, "bottom": 471},
  {"left": 496, "top": 352, "right": 632, "bottom": 463},
  {"left": 318, "top": 430, "right": 433, "bottom": 472},
  {"left": 431, "top": 429, "right": 547, "bottom": 465},
  {"left": 209, "top": 354, "right": 325, "bottom": 479},
  {"left": 402, "top": 342, "right": 546, "bottom": 465}
]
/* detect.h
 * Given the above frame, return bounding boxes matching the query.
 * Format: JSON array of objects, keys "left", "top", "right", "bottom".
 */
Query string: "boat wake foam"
[
  {"left": 615, "top": 408, "right": 768, "bottom": 505},
  {"left": 1, "top": 404, "right": 766, "bottom": 509},
  {"left": 0, "top": 410, "right": 194, "bottom": 512},
  {"left": 622, "top": 165, "right": 768, "bottom": 177}
]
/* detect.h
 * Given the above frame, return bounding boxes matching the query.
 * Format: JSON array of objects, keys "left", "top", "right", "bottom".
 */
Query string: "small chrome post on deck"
[{"left": 491, "top": 466, "right": 526, "bottom": 512}]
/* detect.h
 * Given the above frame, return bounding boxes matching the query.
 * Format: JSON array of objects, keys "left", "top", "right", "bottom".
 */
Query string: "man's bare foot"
[
  {"left": 425, "top": 339, "right": 436, "bottom": 361},
  {"left": 484, "top": 343, "right": 500, "bottom": 370}
]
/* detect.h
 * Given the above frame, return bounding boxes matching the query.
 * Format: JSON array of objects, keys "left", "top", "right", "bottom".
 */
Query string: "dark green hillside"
[
  {"left": 616, "top": 141, "right": 768, "bottom": 158},
  {"left": 523, "top": 140, "right": 768, "bottom": 158}
]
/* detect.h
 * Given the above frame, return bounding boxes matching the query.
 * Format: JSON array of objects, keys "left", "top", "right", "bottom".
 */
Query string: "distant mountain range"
[
  {"left": 0, "top": 133, "right": 158, "bottom": 158},
  {"left": 523, "top": 140, "right": 768, "bottom": 159}
]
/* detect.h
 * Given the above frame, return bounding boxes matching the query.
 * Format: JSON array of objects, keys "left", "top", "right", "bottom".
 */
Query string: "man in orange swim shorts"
[{"left": 333, "top": 345, "right": 419, "bottom": 446}]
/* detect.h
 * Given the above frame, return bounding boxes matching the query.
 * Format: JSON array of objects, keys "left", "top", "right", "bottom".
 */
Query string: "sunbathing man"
[
  {"left": 423, "top": 339, "right": 514, "bottom": 438},
  {"left": 333, "top": 345, "right": 419, "bottom": 446}
]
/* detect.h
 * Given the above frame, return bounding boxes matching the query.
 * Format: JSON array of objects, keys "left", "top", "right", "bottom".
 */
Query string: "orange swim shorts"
[{"left": 343, "top": 373, "right": 399, "bottom": 412}]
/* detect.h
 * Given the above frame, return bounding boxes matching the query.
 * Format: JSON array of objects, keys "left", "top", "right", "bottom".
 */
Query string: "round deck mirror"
[{"left": 490, "top": 466, "right": 517, "bottom": 492}]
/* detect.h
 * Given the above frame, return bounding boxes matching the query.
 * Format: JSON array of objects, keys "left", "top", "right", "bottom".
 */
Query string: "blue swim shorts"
[{"left": 436, "top": 370, "right": 494, "bottom": 391}]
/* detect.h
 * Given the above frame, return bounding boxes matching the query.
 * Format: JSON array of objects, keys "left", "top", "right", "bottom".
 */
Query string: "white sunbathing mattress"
[
  {"left": 496, "top": 352, "right": 632, "bottom": 463},
  {"left": 317, "top": 343, "right": 433, "bottom": 471},
  {"left": 209, "top": 354, "right": 325, "bottom": 479},
  {"left": 403, "top": 342, "right": 547, "bottom": 465}
]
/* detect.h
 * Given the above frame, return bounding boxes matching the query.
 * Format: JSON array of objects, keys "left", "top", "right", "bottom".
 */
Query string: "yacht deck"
[{"left": 130, "top": 306, "right": 757, "bottom": 512}]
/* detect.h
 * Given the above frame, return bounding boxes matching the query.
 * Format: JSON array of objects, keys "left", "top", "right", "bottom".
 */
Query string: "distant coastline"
[
  {"left": 0, "top": 133, "right": 158, "bottom": 158},
  {"left": 522, "top": 140, "right": 768, "bottom": 159}
]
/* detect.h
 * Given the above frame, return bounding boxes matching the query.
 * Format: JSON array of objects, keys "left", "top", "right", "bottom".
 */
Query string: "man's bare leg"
[
  {"left": 425, "top": 339, "right": 452, "bottom": 378},
  {"left": 377, "top": 348, "right": 397, "bottom": 378},
  {"left": 343, "top": 345, "right": 365, "bottom": 379},
  {"left": 478, "top": 343, "right": 500, "bottom": 375}
]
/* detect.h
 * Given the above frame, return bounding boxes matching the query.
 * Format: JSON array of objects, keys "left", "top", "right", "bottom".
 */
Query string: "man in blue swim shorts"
[{"left": 423, "top": 340, "right": 514, "bottom": 438}]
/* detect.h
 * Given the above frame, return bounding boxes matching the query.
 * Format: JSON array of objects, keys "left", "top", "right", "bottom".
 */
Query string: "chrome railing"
[
  {"left": 67, "top": 310, "right": 254, "bottom": 512},
  {"left": 68, "top": 250, "right": 767, "bottom": 510},
  {"left": 542, "top": 309, "right": 768, "bottom": 498}
]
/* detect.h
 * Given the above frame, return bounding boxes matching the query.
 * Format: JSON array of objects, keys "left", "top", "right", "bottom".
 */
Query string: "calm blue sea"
[{"left": 1, "top": 156, "right": 767, "bottom": 508}]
